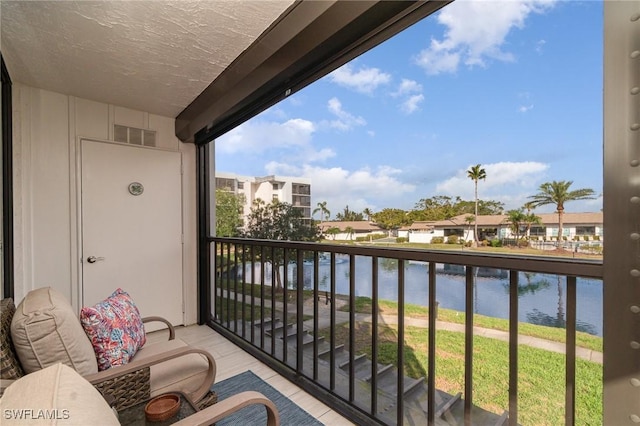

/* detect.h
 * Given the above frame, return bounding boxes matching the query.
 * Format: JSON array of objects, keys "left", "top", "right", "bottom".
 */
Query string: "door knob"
[{"left": 87, "top": 256, "right": 105, "bottom": 263}]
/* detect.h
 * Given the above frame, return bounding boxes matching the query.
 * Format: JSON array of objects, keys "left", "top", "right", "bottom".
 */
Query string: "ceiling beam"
[{"left": 176, "top": 0, "right": 451, "bottom": 143}]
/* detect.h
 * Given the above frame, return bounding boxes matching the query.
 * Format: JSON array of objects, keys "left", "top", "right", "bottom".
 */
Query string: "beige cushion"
[
  {"left": 0, "top": 363, "right": 119, "bottom": 425},
  {"left": 11, "top": 287, "right": 98, "bottom": 375},
  {"left": 134, "top": 338, "right": 210, "bottom": 397}
]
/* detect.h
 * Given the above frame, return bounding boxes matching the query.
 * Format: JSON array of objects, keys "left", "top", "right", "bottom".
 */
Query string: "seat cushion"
[
  {"left": 80, "top": 288, "right": 146, "bottom": 371},
  {"left": 0, "top": 363, "right": 119, "bottom": 425},
  {"left": 0, "top": 299, "right": 24, "bottom": 380},
  {"left": 11, "top": 287, "right": 98, "bottom": 375},
  {"left": 134, "top": 338, "right": 210, "bottom": 397}
]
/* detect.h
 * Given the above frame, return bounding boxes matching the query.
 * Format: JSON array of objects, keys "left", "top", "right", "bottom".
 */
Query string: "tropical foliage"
[
  {"left": 215, "top": 189, "right": 245, "bottom": 237},
  {"left": 243, "top": 199, "right": 319, "bottom": 288},
  {"left": 467, "top": 164, "right": 487, "bottom": 246},
  {"left": 528, "top": 181, "right": 596, "bottom": 244},
  {"left": 335, "top": 205, "right": 364, "bottom": 221}
]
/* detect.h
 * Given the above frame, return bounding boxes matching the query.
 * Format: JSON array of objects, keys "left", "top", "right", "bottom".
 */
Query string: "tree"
[
  {"left": 362, "top": 208, "right": 374, "bottom": 221},
  {"left": 313, "top": 201, "right": 330, "bottom": 224},
  {"left": 344, "top": 226, "right": 354, "bottom": 240},
  {"left": 464, "top": 215, "right": 475, "bottom": 243},
  {"left": 505, "top": 209, "right": 526, "bottom": 243},
  {"left": 372, "top": 208, "right": 410, "bottom": 232},
  {"left": 243, "top": 199, "right": 319, "bottom": 289},
  {"left": 467, "top": 164, "right": 487, "bottom": 247},
  {"left": 528, "top": 180, "right": 596, "bottom": 246},
  {"left": 326, "top": 227, "right": 340, "bottom": 240},
  {"left": 215, "top": 189, "right": 245, "bottom": 237},
  {"left": 335, "top": 205, "right": 364, "bottom": 221}
]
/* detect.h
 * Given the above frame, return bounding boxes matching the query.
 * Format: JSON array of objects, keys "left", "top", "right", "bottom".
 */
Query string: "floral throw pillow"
[{"left": 80, "top": 288, "right": 146, "bottom": 371}]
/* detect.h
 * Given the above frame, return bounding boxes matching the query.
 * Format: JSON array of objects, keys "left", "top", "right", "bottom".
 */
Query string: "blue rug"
[{"left": 211, "top": 370, "right": 323, "bottom": 425}]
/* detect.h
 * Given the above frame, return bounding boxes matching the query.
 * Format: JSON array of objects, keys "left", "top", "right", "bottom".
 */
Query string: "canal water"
[{"left": 238, "top": 254, "right": 603, "bottom": 337}]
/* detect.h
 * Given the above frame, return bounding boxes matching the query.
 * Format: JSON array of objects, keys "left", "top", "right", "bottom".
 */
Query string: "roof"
[
  {"left": 319, "top": 221, "right": 383, "bottom": 232},
  {"left": 431, "top": 212, "right": 603, "bottom": 228},
  {"left": 399, "top": 221, "right": 435, "bottom": 231}
]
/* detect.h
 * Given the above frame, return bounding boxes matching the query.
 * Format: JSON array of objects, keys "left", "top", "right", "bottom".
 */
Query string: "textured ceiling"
[{"left": 1, "top": 1, "right": 294, "bottom": 117}]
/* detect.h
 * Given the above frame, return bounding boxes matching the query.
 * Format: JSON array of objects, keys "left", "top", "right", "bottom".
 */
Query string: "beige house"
[{"left": 408, "top": 212, "right": 604, "bottom": 244}]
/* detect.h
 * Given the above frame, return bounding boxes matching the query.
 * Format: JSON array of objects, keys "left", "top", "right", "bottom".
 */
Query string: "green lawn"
[
  {"left": 342, "top": 296, "right": 603, "bottom": 352},
  {"left": 323, "top": 322, "right": 602, "bottom": 425}
]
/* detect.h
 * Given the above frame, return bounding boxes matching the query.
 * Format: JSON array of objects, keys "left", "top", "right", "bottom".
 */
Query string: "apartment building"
[{"left": 215, "top": 172, "right": 312, "bottom": 225}]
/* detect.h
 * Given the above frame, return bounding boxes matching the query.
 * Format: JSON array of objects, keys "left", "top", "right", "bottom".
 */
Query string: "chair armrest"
[
  {"left": 172, "top": 391, "right": 280, "bottom": 426},
  {"left": 142, "top": 316, "right": 176, "bottom": 340},
  {"left": 85, "top": 345, "right": 216, "bottom": 404}
]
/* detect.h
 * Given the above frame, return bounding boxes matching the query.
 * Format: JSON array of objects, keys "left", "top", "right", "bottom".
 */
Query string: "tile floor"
[{"left": 146, "top": 324, "right": 356, "bottom": 425}]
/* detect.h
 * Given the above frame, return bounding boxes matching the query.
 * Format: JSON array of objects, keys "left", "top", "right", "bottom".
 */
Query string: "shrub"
[
  {"left": 446, "top": 235, "right": 460, "bottom": 244},
  {"left": 517, "top": 239, "right": 529, "bottom": 248},
  {"left": 371, "top": 233, "right": 386, "bottom": 240},
  {"left": 480, "top": 240, "right": 489, "bottom": 247},
  {"left": 355, "top": 236, "right": 367, "bottom": 242},
  {"left": 430, "top": 236, "right": 444, "bottom": 244},
  {"left": 490, "top": 238, "right": 502, "bottom": 247},
  {"left": 396, "top": 237, "right": 408, "bottom": 243}
]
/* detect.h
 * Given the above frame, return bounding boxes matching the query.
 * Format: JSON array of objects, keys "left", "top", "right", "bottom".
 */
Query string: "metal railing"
[{"left": 207, "top": 237, "right": 603, "bottom": 425}]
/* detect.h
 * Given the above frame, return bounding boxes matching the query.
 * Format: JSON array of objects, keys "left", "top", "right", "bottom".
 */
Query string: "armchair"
[
  {"left": 2, "top": 288, "right": 217, "bottom": 410},
  {"left": 0, "top": 363, "right": 280, "bottom": 426}
]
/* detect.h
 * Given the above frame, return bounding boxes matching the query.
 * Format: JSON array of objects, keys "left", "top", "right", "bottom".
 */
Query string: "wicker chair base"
[
  {"left": 94, "top": 367, "right": 151, "bottom": 411},
  {"left": 197, "top": 390, "right": 218, "bottom": 410}
]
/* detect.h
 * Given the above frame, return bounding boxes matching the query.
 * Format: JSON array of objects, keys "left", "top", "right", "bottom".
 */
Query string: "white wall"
[{"left": 12, "top": 84, "right": 198, "bottom": 324}]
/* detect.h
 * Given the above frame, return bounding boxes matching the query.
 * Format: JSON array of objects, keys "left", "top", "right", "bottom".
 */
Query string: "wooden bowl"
[{"left": 144, "top": 393, "right": 180, "bottom": 422}]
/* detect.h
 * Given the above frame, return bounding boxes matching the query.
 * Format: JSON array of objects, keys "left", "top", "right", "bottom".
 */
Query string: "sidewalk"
[{"left": 299, "top": 297, "right": 602, "bottom": 364}]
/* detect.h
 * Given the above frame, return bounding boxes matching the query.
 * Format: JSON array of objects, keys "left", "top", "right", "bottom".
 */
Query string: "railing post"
[{"left": 603, "top": 1, "right": 640, "bottom": 424}]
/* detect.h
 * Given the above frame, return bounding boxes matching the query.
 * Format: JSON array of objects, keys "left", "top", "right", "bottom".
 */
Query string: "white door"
[{"left": 81, "top": 140, "right": 183, "bottom": 326}]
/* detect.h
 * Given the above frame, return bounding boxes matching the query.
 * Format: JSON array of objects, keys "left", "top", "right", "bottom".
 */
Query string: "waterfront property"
[
  {"left": 402, "top": 212, "right": 604, "bottom": 245},
  {"left": 1, "top": 2, "right": 637, "bottom": 425}
]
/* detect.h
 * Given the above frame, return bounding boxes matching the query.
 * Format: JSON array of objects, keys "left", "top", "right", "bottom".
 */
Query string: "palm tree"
[
  {"left": 467, "top": 164, "right": 487, "bottom": 247},
  {"left": 344, "top": 226, "right": 354, "bottom": 240},
  {"left": 528, "top": 180, "right": 596, "bottom": 246},
  {"left": 362, "top": 208, "right": 373, "bottom": 222},
  {"left": 313, "top": 201, "right": 330, "bottom": 224}
]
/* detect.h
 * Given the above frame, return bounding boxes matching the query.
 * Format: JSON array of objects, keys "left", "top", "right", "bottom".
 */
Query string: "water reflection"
[{"left": 238, "top": 254, "right": 603, "bottom": 336}]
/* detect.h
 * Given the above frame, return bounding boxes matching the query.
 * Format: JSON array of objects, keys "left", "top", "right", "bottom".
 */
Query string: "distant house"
[
  {"left": 407, "top": 212, "right": 603, "bottom": 243},
  {"left": 319, "top": 221, "right": 385, "bottom": 241}
]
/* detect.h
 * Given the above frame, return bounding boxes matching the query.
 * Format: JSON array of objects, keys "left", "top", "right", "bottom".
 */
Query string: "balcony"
[{"left": 208, "top": 238, "right": 603, "bottom": 425}]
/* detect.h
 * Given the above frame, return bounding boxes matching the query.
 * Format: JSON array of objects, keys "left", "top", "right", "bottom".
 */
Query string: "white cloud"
[
  {"left": 217, "top": 118, "right": 314, "bottom": 154},
  {"left": 392, "top": 79, "right": 425, "bottom": 114},
  {"left": 264, "top": 162, "right": 416, "bottom": 212},
  {"left": 217, "top": 117, "right": 335, "bottom": 162},
  {"left": 415, "top": 0, "right": 556, "bottom": 75},
  {"left": 401, "top": 94, "right": 425, "bottom": 114},
  {"left": 392, "top": 79, "right": 423, "bottom": 97},
  {"left": 535, "top": 39, "right": 546, "bottom": 54},
  {"left": 518, "top": 104, "right": 534, "bottom": 113},
  {"left": 327, "top": 63, "right": 392, "bottom": 94},
  {"left": 326, "top": 97, "right": 366, "bottom": 131},
  {"left": 435, "top": 161, "right": 550, "bottom": 209}
]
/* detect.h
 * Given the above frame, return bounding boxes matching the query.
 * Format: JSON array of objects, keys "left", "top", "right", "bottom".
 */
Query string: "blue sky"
[{"left": 216, "top": 0, "right": 603, "bottom": 217}]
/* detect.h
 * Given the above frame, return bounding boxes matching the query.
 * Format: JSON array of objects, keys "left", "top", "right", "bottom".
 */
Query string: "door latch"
[{"left": 86, "top": 256, "right": 105, "bottom": 264}]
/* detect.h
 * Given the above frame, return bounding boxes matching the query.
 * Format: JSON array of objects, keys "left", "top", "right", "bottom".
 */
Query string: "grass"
[
  {"left": 321, "top": 322, "right": 602, "bottom": 425},
  {"left": 341, "top": 297, "right": 602, "bottom": 352},
  {"left": 214, "top": 297, "right": 312, "bottom": 323}
]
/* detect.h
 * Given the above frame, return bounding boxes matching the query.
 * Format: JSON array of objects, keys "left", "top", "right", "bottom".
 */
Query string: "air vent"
[{"left": 114, "top": 125, "right": 156, "bottom": 147}]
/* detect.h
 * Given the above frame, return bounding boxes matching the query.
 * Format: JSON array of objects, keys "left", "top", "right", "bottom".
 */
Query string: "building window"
[
  {"left": 529, "top": 226, "right": 546, "bottom": 236},
  {"left": 292, "top": 183, "right": 310, "bottom": 195},
  {"left": 272, "top": 194, "right": 279, "bottom": 201},
  {"left": 237, "top": 182, "right": 244, "bottom": 190},
  {"left": 215, "top": 178, "right": 235, "bottom": 192},
  {"left": 272, "top": 183, "right": 279, "bottom": 190},
  {"left": 575, "top": 226, "right": 596, "bottom": 235}
]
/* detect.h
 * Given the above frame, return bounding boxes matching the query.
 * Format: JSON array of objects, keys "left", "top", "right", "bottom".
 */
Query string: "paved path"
[
  {"left": 299, "top": 299, "right": 602, "bottom": 364},
  {"left": 221, "top": 290, "right": 602, "bottom": 364}
]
